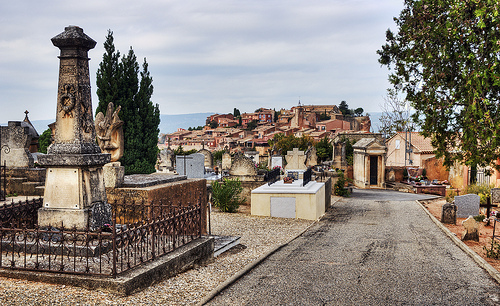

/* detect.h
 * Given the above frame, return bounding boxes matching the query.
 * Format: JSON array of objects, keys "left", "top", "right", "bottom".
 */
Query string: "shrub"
[
  {"left": 465, "top": 183, "right": 494, "bottom": 205},
  {"left": 211, "top": 178, "right": 244, "bottom": 213},
  {"left": 485, "top": 239, "right": 500, "bottom": 259},
  {"left": 334, "top": 171, "right": 350, "bottom": 197}
]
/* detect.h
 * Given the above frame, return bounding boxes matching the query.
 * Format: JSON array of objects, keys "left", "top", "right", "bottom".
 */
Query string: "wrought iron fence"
[
  {"left": 0, "top": 199, "right": 202, "bottom": 277},
  {"left": 0, "top": 161, "right": 5, "bottom": 201},
  {"left": 303, "top": 167, "right": 312, "bottom": 186},
  {"left": 264, "top": 167, "right": 280, "bottom": 186}
]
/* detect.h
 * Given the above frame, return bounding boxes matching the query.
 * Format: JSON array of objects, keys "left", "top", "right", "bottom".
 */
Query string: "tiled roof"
[{"left": 393, "top": 132, "right": 434, "bottom": 153}]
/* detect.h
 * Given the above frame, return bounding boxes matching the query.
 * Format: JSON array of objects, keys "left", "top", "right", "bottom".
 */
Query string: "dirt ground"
[{"left": 421, "top": 198, "right": 500, "bottom": 272}]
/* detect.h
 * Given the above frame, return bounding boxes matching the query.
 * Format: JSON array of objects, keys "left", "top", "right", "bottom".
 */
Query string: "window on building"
[{"left": 395, "top": 139, "right": 400, "bottom": 149}]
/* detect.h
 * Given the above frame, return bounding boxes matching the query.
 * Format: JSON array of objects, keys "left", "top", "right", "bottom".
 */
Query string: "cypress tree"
[{"left": 96, "top": 31, "right": 160, "bottom": 174}]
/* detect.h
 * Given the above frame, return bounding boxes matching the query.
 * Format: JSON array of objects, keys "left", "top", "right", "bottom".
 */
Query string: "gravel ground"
[{"left": 0, "top": 209, "right": 315, "bottom": 305}]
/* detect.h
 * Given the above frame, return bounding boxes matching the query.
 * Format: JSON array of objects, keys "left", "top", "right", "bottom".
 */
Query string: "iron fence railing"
[
  {"left": 264, "top": 168, "right": 280, "bottom": 186},
  {"left": 0, "top": 199, "right": 202, "bottom": 277},
  {"left": 0, "top": 161, "right": 5, "bottom": 201},
  {"left": 303, "top": 167, "right": 312, "bottom": 186}
]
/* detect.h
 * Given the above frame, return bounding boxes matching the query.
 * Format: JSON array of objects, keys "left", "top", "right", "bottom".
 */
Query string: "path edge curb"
[
  {"left": 417, "top": 199, "right": 500, "bottom": 284},
  {"left": 197, "top": 219, "right": 318, "bottom": 305}
]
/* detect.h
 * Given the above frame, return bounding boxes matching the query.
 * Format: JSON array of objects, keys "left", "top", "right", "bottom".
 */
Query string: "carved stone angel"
[{"left": 95, "top": 102, "right": 124, "bottom": 162}]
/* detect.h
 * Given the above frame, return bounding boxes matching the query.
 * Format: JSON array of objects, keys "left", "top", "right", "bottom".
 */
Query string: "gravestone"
[
  {"left": 221, "top": 152, "right": 232, "bottom": 171},
  {"left": 198, "top": 149, "right": 213, "bottom": 168},
  {"left": 157, "top": 148, "right": 175, "bottom": 172},
  {"left": 285, "top": 148, "right": 307, "bottom": 170},
  {"left": 0, "top": 121, "right": 35, "bottom": 168},
  {"left": 270, "top": 155, "right": 283, "bottom": 169},
  {"left": 305, "top": 146, "right": 318, "bottom": 167},
  {"left": 441, "top": 203, "right": 457, "bottom": 224},
  {"left": 491, "top": 188, "right": 500, "bottom": 205},
  {"left": 37, "top": 26, "right": 111, "bottom": 231},
  {"left": 461, "top": 216, "right": 479, "bottom": 241},
  {"left": 229, "top": 155, "right": 257, "bottom": 176},
  {"left": 455, "top": 194, "right": 480, "bottom": 218},
  {"left": 176, "top": 153, "right": 205, "bottom": 178}
]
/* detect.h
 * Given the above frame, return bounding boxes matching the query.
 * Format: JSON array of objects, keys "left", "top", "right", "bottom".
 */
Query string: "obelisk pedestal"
[{"left": 38, "top": 26, "right": 111, "bottom": 231}]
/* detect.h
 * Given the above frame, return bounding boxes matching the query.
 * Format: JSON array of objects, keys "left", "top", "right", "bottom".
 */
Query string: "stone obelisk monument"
[{"left": 38, "top": 26, "right": 111, "bottom": 230}]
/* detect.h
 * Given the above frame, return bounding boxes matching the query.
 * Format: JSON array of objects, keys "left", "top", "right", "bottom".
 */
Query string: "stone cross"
[
  {"left": 285, "top": 148, "right": 307, "bottom": 170},
  {"left": 461, "top": 216, "right": 479, "bottom": 241}
]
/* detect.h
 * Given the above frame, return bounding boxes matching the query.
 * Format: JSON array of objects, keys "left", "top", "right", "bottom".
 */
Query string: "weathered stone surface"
[
  {"left": 106, "top": 178, "right": 208, "bottom": 235},
  {"left": 95, "top": 102, "right": 124, "bottom": 162},
  {"left": 305, "top": 146, "right": 318, "bottom": 167},
  {"left": 221, "top": 153, "right": 232, "bottom": 170},
  {"left": 157, "top": 148, "right": 175, "bottom": 171},
  {"left": 285, "top": 148, "right": 307, "bottom": 170},
  {"left": 229, "top": 155, "right": 257, "bottom": 176},
  {"left": 38, "top": 26, "right": 110, "bottom": 231},
  {"left": 121, "top": 173, "right": 186, "bottom": 188},
  {"left": 0, "top": 121, "right": 35, "bottom": 168},
  {"left": 441, "top": 203, "right": 457, "bottom": 224},
  {"left": 38, "top": 153, "right": 110, "bottom": 167},
  {"left": 103, "top": 162, "right": 125, "bottom": 188},
  {"left": 462, "top": 216, "right": 479, "bottom": 241},
  {"left": 455, "top": 194, "right": 480, "bottom": 218},
  {"left": 491, "top": 188, "right": 500, "bottom": 204},
  {"left": 198, "top": 149, "right": 213, "bottom": 168}
]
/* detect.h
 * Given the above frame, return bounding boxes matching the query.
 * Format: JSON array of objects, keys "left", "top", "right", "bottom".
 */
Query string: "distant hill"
[
  {"left": 5, "top": 112, "right": 214, "bottom": 136},
  {"left": 159, "top": 112, "right": 214, "bottom": 134},
  {"left": 11, "top": 111, "right": 380, "bottom": 136}
]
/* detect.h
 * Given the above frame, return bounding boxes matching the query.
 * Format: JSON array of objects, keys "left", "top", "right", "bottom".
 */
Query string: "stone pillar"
[{"left": 38, "top": 26, "right": 111, "bottom": 231}]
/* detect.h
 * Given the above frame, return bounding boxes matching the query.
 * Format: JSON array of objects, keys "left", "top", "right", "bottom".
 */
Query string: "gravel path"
[{"left": 0, "top": 209, "right": 315, "bottom": 305}]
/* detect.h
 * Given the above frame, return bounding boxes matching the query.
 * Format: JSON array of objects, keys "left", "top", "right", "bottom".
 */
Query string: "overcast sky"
[{"left": 0, "top": 0, "right": 403, "bottom": 124}]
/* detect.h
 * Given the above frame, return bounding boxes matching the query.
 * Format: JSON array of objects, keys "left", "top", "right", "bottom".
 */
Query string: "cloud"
[{"left": 0, "top": 0, "right": 403, "bottom": 124}]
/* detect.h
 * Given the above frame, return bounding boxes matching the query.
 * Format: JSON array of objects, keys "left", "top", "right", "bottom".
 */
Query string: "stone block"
[
  {"left": 103, "top": 162, "right": 125, "bottom": 188},
  {"left": 462, "top": 216, "right": 479, "bottom": 241}
]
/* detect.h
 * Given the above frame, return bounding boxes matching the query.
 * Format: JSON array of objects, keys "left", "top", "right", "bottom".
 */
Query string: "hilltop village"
[{"left": 159, "top": 104, "right": 371, "bottom": 156}]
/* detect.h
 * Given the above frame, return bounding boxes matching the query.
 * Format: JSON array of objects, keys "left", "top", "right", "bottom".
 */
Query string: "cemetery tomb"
[{"left": 251, "top": 175, "right": 326, "bottom": 220}]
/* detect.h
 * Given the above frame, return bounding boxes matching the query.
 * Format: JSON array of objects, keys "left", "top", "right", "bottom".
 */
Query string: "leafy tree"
[
  {"left": 378, "top": 0, "right": 500, "bottom": 170},
  {"left": 38, "top": 128, "right": 52, "bottom": 154},
  {"left": 338, "top": 101, "right": 350, "bottom": 116},
  {"left": 96, "top": 30, "right": 160, "bottom": 174},
  {"left": 173, "top": 145, "right": 197, "bottom": 156},
  {"left": 319, "top": 111, "right": 331, "bottom": 121},
  {"left": 212, "top": 150, "right": 225, "bottom": 164},
  {"left": 354, "top": 108, "right": 364, "bottom": 117},
  {"left": 315, "top": 136, "right": 333, "bottom": 162},
  {"left": 379, "top": 89, "right": 412, "bottom": 138},
  {"left": 209, "top": 120, "right": 218, "bottom": 129},
  {"left": 245, "top": 119, "right": 258, "bottom": 131},
  {"left": 268, "top": 134, "right": 315, "bottom": 154}
]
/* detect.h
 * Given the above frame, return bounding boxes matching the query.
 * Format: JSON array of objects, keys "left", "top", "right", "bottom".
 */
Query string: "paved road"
[{"left": 207, "top": 189, "right": 500, "bottom": 305}]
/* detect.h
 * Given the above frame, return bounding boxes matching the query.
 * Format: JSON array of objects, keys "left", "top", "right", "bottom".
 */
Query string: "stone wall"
[
  {"left": 422, "top": 156, "right": 449, "bottom": 181},
  {"left": 106, "top": 178, "right": 208, "bottom": 234},
  {"left": 5, "top": 167, "right": 46, "bottom": 196}
]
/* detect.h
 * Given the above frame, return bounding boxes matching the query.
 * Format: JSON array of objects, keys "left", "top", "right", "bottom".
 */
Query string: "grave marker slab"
[
  {"left": 455, "top": 194, "right": 480, "bottom": 218},
  {"left": 285, "top": 148, "right": 306, "bottom": 170},
  {"left": 176, "top": 153, "right": 205, "bottom": 178},
  {"left": 441, "top": 203, "right": 457, "bottom": 224}
]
